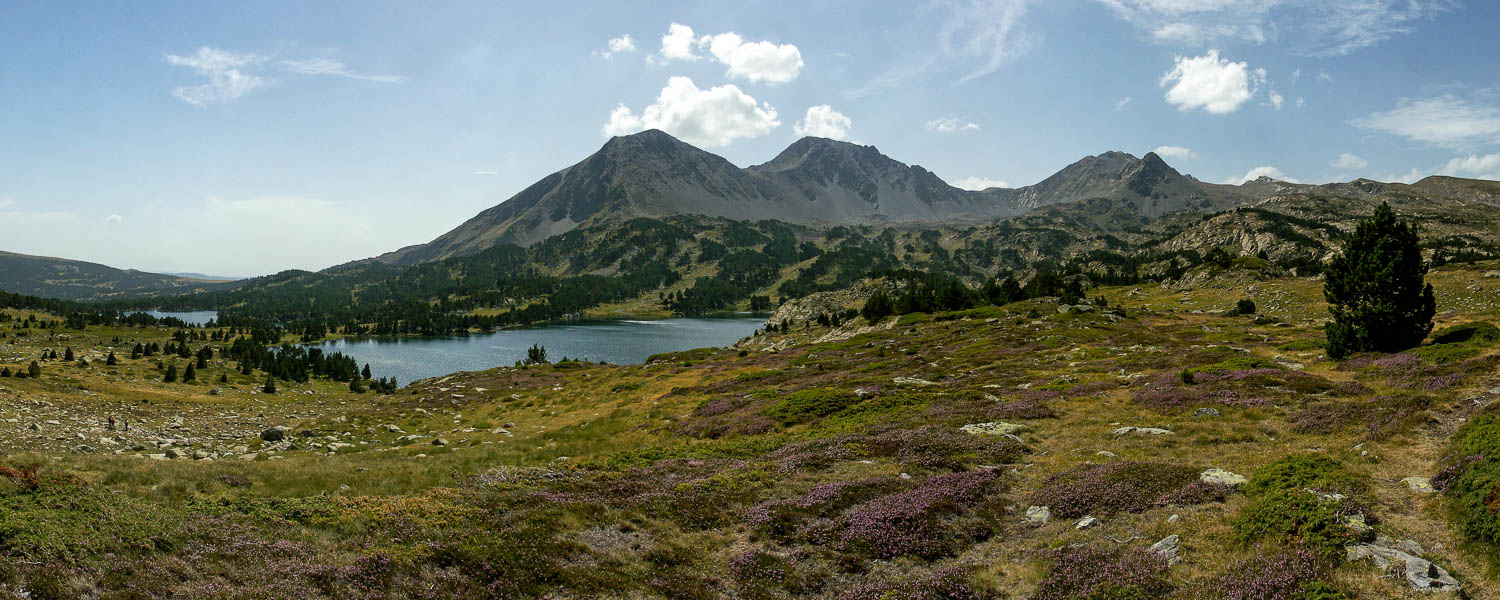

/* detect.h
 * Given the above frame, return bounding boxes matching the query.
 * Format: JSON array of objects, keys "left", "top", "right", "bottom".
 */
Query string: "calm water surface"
[
  {"left": 306, "top": 316, "right": 766, "bottom": 386},
  {"left": 135, "top": 310, "right": 219, "bottom": 326}
]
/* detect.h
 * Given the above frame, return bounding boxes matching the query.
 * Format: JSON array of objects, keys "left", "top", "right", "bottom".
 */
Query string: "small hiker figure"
[
  {"left": 123, "top": 419, "right": 130, "bottom": 432},
  {"left": 108, "top": 416, "right": 116, "bottom": 430}
]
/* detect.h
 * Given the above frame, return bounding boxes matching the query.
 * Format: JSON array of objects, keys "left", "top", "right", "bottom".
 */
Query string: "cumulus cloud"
[
  {"left": 1269, "top": 89, "right": 1284, "bottom": 110},
  {"left": 659, "top": 23, "right": 699, "bottom": 61},
  {"left": 1152, "top": 145, "right": 1197, "bottom": 160},
  {"left": 1331, "top": 153, "right": 1368, "bottom": 170},
  {"left": 603, "top": 76, "right": 780, "bottom": 147},
  {"left": 653, "top": 23, "right": 803, "bottom": 83},
  {"left": 597, "top": 34, "right": 637, "bottom": 59},
  {"left": 165, "top": 47, "right": 268, "bottom": 105},
  {"left": 938, "top": 0, "right": 1037, "bottom": 83},
  {"left": 1158, "top": 50, "right": 1263, "bottom": 114},
  {"left": 279, "top": 58, "right": 404, "bottom": 83},
  {"left": 952, "top": 176, "right": 1011, "bottom": 191},
  {"left": 105, "top": 214, "right": 123, "bottom": 223},
  {"left": 1116, "top": 97, "right": 1132, "bottom": 110},
  {"left": 1098, "top": 1, "right": 1451, "bottom": 57},
  {"left": 1351, "top": 95, "right": 1500, "bottom": 149},
  {"left": 925, "top": 116, "right": 981, "bottom": 133},
  {"left": 794, "top": 105, "right": 853, "bottom": 140},
  {"left": 1223, "top": 165, "right": 1299, "bottom": 185}
]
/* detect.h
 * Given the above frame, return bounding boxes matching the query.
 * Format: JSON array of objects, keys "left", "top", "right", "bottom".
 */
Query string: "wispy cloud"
[
  {"left": 596, "top": 34, "right": 637, "bottom": 60},
  {"left": 167, "top": 46, "right": 405, "bottom": 105},
  {"left": 1152, "top": 145, "right": 1197, "bottom": 160},
  {"left": 952, "top": 176, "right": 1010, "bottom": 190},
  {"left": 471, "top": 169, "right": 500, "bottom": 176},
  {"left": 105, "top": 213, "right": 123, "bottom": 223},
  {"left": 938, "top": 0, "right": 1036, "bottom": 84},
  {"left": 1098, "top": 0, "right": 1452, "bottom": 57},
  {"left": 165, "top": 47, "right": 269, "bottom": 106},
  {"left": 925, "top": 116, "right": 981, "bottom": 133},
  {"left": 1351, "top": 94, "right": 1500, "bottom": 149},
  {"left": 279, "top": 58, "right": 405, "bottom": 83}
]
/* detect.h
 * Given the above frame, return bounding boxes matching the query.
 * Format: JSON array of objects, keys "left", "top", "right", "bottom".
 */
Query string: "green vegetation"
[{"left": 1323, "top": 202, "right": 1436, "bottom": 359}]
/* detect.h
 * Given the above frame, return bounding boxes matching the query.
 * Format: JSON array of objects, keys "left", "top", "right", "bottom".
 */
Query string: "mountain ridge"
[{"left": 375, "top": 130, "right": 1248, "bottom": 266}]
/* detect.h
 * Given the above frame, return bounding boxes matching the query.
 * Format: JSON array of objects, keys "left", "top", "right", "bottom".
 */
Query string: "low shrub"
[
  {"left": 1291, "top": 394, "right": 1432, "bottom": 440},
  {"left": 839, "top": 469, "right": 1003, "bottom": 559},
  {"left": 1436, "top": 407, "right": 1500, "bottom": 557},
  {"left": 1195, "top": 548, "right": 1342, "bottom": 600},
  {"left": 1243, "top": 455, "right": 1364, "bottom": 499},
  {"left": 768, "top": 388, "right": 860, "bottom": 425},
  {"left": 1030, "top": 462, "right": 1228, "bottom": 519},
  {"left": 1232, "top": 490, "right": 1354, "bottom": 558},
  {"left": 836, "top": 566, "right": 995, "bottom": 600},
  {"left": 1028, "top": 545, "right": 1172, "bottom": 600}
]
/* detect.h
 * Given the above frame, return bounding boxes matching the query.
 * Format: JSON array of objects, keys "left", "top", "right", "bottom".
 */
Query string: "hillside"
[
  {"left": 0, "top": 250, "right": 240, "bottom": 301},
  {"left": 2, "top": 260, "right": 1498, "bottom": 597},
  {"left": 376, "top": 132, "right": 1269, "bottom": 265}
]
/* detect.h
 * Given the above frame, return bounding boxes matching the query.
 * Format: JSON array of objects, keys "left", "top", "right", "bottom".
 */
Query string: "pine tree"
[
  {"left": 362, "top": 363, "right": 372, "bottom": 380},
  {"left": 219, "top": 373, "right": 228, "bottom": 383},
  {"left": 1323, "top": 201, "right": 1436, "bottom": 359},
  {"left": 183, "top": 363, "right": 196, "bottom": 383},
  {"left": 164, "top": 364, "right": 178, "bottom": 383},
  {"left": 861, "top": 289, "right": 894, "bottom": 323},
  {"left": 525, "top": 344, "right": 549, "bottom": 365},
  {"left": 27, "top": 361, "right": 40, "bottom": 378},
  {"left": 63, "top": 347, "right": 74, "bottom": 361},
  {"left": 349, "top": 377, "right": 366, "bottom": 393},
  {"left": 106, "top": 352, "right": 117, "bottom": 366},
  {"left": 262, "top": 376, "right": 277, "bottom": 394}
]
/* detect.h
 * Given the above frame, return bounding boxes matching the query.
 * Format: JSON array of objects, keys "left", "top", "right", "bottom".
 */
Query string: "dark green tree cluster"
[{"left": 1323, "top": 202, "right": 1436, "bottom": 359}]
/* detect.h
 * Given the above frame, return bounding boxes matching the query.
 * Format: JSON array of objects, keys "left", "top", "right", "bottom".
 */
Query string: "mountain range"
[{"left": 374, "top": 130, "right": 1271, "bottom": 265}]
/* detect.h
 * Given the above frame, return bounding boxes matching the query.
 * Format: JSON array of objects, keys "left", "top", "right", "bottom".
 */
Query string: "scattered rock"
[
  {"left": 260, "top": 427, "right": 287, "bottom": 442},
  {"left": 1113, "top": 426, "right": 1173, "bottom": 436},
  {"left": 1192, "top": 407, "right": 1221, "bottom": 418},
  {"left": 892, "top": 376, "right": 938, "bottom": 387},
  {"left": 1347, "top": 536, "right": 1461, "bottom": 593},
  {"left": 1401, "top": 477, "right": 1435, "bottom": 494},
  {"left": 1095, "top": 450, "right": 1117, "bottom": 458},
  {"left": 1024, "top": 505, "right": 1051, "bottom": 526},
  {"left": 164, "top": 449, "right": 184, "bottom": 459},
  {"left": 431, "top": 438, "right": 449, "bottom": 446},
  {"left": 1148, "top": 535, "right": 1181, "bottom": 565},
  {"left": 1074, "top": 516, "right": 1099, "bottom": 529},
  {"left": 1199, "top": 468, "right": 1248, "bottom": 488},
  {"left": 960, "top": 422, "right": 1027, "bottom": 436}
]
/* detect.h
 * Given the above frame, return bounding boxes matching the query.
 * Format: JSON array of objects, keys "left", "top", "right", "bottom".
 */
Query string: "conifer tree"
[
  {"left": 262, "top": 376, "right": 276, "bottom": 394},
  {"left": 1323, "top": 201, "right": 1436, "bottom": 358},
  {"left": 63, "top": 347, "right": 74, "bottom": 361},
  {"left": 183, "top": 363, "right": 196, "bottom": 382},
  {"left": 27, "top": 361, "right": 40, "bottom": 378},
  {"left": 164, "top": 364, "right": 178, "bottom": 383},
  {"left": 106, "top": 351, "right": 117, "bottom": 366}
]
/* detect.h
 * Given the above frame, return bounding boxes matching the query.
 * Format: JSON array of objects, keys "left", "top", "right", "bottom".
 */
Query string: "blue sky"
[{"left": 2, "top": 0, "right": 1498, "bottom": 276}]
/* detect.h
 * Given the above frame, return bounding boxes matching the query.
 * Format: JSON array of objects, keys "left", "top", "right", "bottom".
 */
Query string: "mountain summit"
[{"left": 378, "top": 131, "right": 1262, "bottom": 265}]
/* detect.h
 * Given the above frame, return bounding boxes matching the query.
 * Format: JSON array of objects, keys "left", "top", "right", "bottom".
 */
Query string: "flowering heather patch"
[
  {"left": 839, "top": 469, "right": 1003, "bottom": 559},
  {"left": 1194, "top": 548, "right": 1334, "bottom": 600},
  {"left": 1030, "top": 461, "right": 1228, "bottom": 518},
  {"left": 746, "top": 478, "right": 901, "bottom": 539},
  {"left": 1420, "top": 373, "right": 1463, "bottom": 391},
  {"left": 835, "top": 566, "right": 995, "bottom": 600},
  {"left": 1291, "top": 394, "right": 1432, "bottom": 440},
  {"left": 1028, "top": 545, "right": 1172, "bottom": 600},
  {"left": 729, "top": 548, "right": 792, "bottom": 585},
  {"left": 863, "top": 424, "right": 1028, "bottom": 471},
  {"left": 994, "top": 398, "right": 1056, "bottom": 419}
]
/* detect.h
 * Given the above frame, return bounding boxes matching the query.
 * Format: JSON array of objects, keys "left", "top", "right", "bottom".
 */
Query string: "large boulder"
[{"left": 260, "top": 427, "right": 287, "bottom": 442}]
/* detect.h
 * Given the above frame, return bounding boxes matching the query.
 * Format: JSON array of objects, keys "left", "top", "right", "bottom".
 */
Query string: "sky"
[{"left": 2, "top": 0, "right": 1499, "bottom": 276}]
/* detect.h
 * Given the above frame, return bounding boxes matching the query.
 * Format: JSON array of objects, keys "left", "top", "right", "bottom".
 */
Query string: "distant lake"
[
  {"left": 306, "top": 316, "right": 767, "bottom": 386},
  {"left": 134, "top": 310, "right": 219, "bottom": 326}
]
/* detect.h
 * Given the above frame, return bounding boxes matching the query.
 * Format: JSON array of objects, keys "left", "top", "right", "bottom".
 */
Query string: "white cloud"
[
  {"left": 1223, "top": 165, "right": 1299, "bottom": 185},
  {"left": 165, "top": 47, "right": 268, "bottom": 106},
  {"left": 1158, "top": 50, "right": 1263, "bottom": 114},
  {"left": 603, "top": 76, "right": 780, "bottom": 147},
  {"left": 653, "top": 24, "right": 803, "bottom": 83},
  {"left": 700, "top": 32, "right": 804, "bottom": 83},
  {"left": 597, "top": 34, "right": 637, "bottom": 60},
  {"left": 1152, "top": 145, "right": 1197, "bottom": 160},
  {"left": 952, "top": 176, "right": 1011, "bottom": 190},
  {"left": 794, "top": 105, "right": 853, "bottom": 140},
  {"left": 279, "top": 58, "right": 404, "bottom": 83},
  {"left": 1351, "top": 95, "right": 1500, "bottom": 149},
  {"left": 1316, "top": 70, "right": 1334, "bottom": 83},
  {"left": 1296, "top": 96, "right": 1305, "bottom": 108},
  {"left": 659, "top": 23, "right": 699, "bottom": 61},
  {"left": 925, "top": 116, "right": 981, "bottom": 133},
  {"left": 939, "top": 0, "right": 1036, "bottom": 83},
  {"left": 1331, "top": 153, "right": 1368, "bottom": 170},
  {"left": 1269, "top": 89, "right": 1284, "bottom": 110},
  {"left": 105, "top": 214, "right": 123, "bottom": 223},
  {"left": 1437, "top": 154, "right": 1500, "bottom": 181},
  {"left": 1116, "top": 97, "right": 1132, "bottom": 110},
  {"left": 1098, "top": 1, "right": 1451, "bottom": 57}
]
